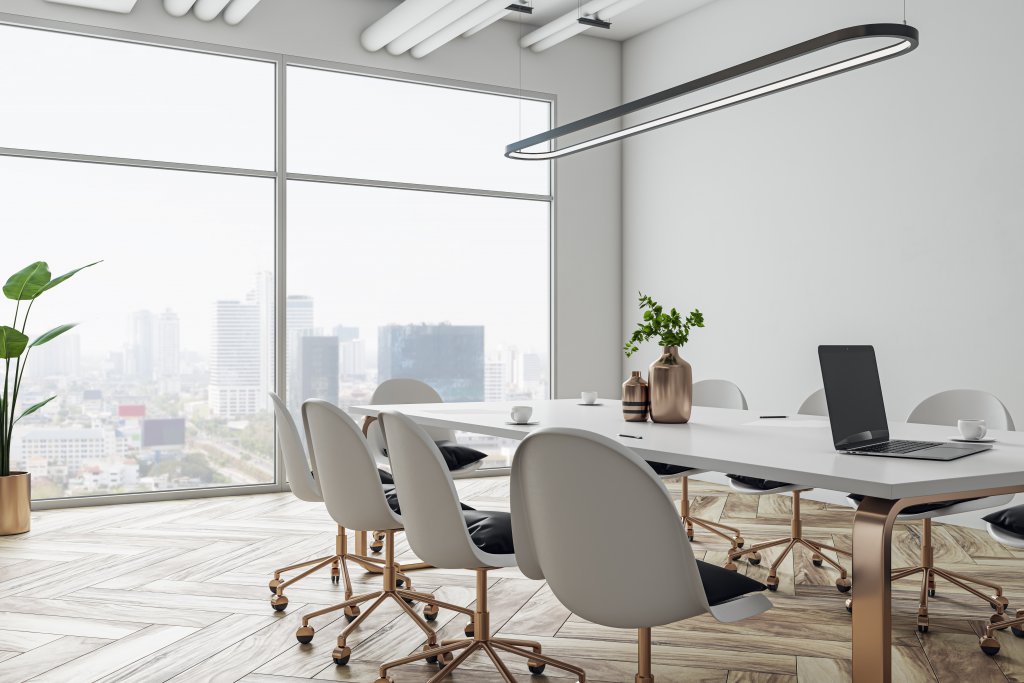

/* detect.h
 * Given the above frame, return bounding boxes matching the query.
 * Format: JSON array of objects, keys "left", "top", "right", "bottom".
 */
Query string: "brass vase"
[
  {"left": 622, "top": 371, "right": 649, "bottom": 422},
  {"left": 648, "top": 346, "right": 692, "bottom": 424},
  {"left": 0, "top": 472, "right": 30, "bottom": 535}
]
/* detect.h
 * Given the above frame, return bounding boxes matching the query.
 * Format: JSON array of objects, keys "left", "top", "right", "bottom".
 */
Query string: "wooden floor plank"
[{"left": 0, "top": 636, "right": 112, "bottom": 683}]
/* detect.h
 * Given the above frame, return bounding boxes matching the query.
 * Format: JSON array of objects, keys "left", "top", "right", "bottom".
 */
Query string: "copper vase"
[
  {"left": 0, "top": 472, "right": 30, "bottom": 536},
  {"left": 622, "top": 371, "right": 649, "bottom": 422},
  {"left": 648, "top": 346, "right": 692, "bottom": 424}
]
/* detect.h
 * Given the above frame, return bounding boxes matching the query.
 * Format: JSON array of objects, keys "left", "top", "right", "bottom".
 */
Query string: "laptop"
[{"left": 818, "top": 345, "right": 992, "bottom": 461}]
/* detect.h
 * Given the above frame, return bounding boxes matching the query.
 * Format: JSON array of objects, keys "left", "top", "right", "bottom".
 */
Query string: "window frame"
[{"left": 0, "top": 12, "right": 556, "bottom": 510}]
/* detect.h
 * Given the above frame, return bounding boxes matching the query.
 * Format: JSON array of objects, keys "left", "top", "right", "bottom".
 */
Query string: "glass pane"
[
  {"left": 0, "top": 157, "right": 275, "bottom": 499},
  {"left": 0, "top": 25, "right": 275, "bottom": 170},
  {"left": 288, "top": 66, "right": 551, "bottom": 195},
  {"left": 287, "top": 181, "right": 550, "bottom": 427}
]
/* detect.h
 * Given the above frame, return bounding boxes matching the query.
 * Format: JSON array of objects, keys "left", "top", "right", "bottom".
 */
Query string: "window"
[{"left": 0, "top": 22, "right": 553, "bottom": 500}]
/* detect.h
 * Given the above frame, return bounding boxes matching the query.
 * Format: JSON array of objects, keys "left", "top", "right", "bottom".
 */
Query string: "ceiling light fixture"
[{"left": 507, "top": 23, "right": 919, "bottom": 160}]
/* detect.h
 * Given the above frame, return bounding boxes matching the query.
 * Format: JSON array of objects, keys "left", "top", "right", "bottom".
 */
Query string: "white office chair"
[
  {"left": 979, "top": 505, "right": 1024, "bottom": 654},
  {"left": 724, "top": 389, "right": 852, "bottom": 593},
  {"left": 298, "top": 400, "right": 475, "bottom": 667},
  {"left": 647, "top": 379, "right": 746, "bottom": 548},
  {"left": 268, "top": 393, "right": 381, "bottom": 612},
  {"left": 844, "top": 389, "right": 1016, "bottom": 631},
  {"left": 512, "top": 428, "right": 772, "bottom": 683},
  {"left": 373, "top": 411, "right": 586, "bottom": 683}
]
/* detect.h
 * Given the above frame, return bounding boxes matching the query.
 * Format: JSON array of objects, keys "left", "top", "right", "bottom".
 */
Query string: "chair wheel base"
[
  {"left": 373, "top": 678, "right": 394, "bottom": 683},
  {"left": 331, "top": 575, "right": 340, "bottom": 585},
  {"left": 424, "top": 605, "right": 439, "bottom": 622},
  {"left": 812, "top": 555, "right": 824, "bottom": 567},
  {"left": 370, "top": 543, "right": 384, "bottom": 553},
  {"left": 528, "top": 661, "right": 546, "bottom": 675},
  {"left": 295, "top": 626, "right": 314, "bottom": 644},
  {"left": 268, "top": 579, "right": 281, "bottom": 594},
  {"left": 836, "top": 577, "right": 852, "bottom": 593},
  {"left": 271, "top": 595, "right": 288, "bottom": 612},
  {"left": 928, "top": 589, "right": 936, "bottom": 597},
  {"left": 344, "top": 605, "right": 360, "bottom": 623},
  {"left": 464, "top": 623, "right": 474, "bottom": 637},
  {"left": 749, "top": 552, "right": 762, "bottom": 566},
  {"left": 1012, "top": 626, "right": 1024, "bottom": 638},
  {"left": 686, "top": 535, "right": 694, "bottom": 542},
  {"left": 845, "top": 598, "right": 853, "bottom": 613},
  {"left": 766, "top": 576, "right": 779, "bottom": 592},
  {"left": 437, "top": 651, "right": 453, "bottom": 669},
  {"left": 918, "top": 625, "right": 929, "bottom": 633},
  {"left": 333, "top": 646, "right": 351, "bottom": 666},
  {"left": 980, "top": 636, "right": 1000, "bottom": 655},
  {"left": 424, "top": 643, "right": 440, "bottom": 664},
  {"left": 735, "top": 538, "right": 745, "bottom": 549}
]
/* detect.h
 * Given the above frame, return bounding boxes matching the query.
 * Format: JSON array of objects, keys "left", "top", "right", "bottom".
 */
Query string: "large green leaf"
[
  {"left": 16, "top": 395, "right": 57, "bottom": 423},
  {"left": 3, "top": 262, "right": 51, "bottom": 301},
  {"left": 0, "top": 326, "right": 29, "bottom": 359},
  {"left": 37, "top": 261, "right": 101, "bottom": 297},
  {"left": 31, "top": 323, "right": 78, "bottom": 348}
]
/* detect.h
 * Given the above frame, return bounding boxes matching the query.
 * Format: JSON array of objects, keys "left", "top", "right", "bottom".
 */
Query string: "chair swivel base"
[
  {"left": 980, "top": 609, "right": 1024, "bottom": 655},
  {"left": 678, "top": 475, "right": 744, "bottom": 548},
  {"left": 373, "top": 569, "right": 586, "bottom": 683}
]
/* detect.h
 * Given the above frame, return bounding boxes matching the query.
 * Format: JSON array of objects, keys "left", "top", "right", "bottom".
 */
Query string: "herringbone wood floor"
[{"left": 1, "top": 478, "right": 1023, "bottom": 682}]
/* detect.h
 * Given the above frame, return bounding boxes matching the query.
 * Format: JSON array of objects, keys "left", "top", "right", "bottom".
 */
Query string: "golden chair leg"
[
  {"left": 679, "top": 475, "right": 744, "bottom": 547},
  {"left": 635, "top": 627, "right": 653, "bottom": 683}
]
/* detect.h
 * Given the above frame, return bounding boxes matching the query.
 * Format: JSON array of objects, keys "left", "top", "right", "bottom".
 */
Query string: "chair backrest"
[
  {"left": 366, "top": 379, "right": 456, "bottom": 456},
  {"left": 798, "top": 389, "right": 828, "bottom": 417},
  {"left": 511, "top": 428, "right": 711, "bottom": 629},
  {"left": 908, "top": 390, "right": 1016, "bottom": 431},
  {"left": 269, "top": 392, "right": 321, "bottom": 502},
  {"left": 302, "top": 400, "right": 403, "bottom": 532},
  {"left": 378, "top": 411, "right": 491, "bottom": 569},
  {"left": 693, "top": 379, "right": 748, "bottom": 410}
]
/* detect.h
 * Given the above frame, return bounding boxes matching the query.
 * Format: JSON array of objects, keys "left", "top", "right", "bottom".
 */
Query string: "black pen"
[
  {"left": 618, "top": 433, "right": 643, "bottom": 439},
  {"left": 759, "top": 415, "right": 787, "bottom": 419}
]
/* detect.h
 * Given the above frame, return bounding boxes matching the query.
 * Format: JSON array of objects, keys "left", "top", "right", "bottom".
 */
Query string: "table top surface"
[{"left": 350, "top": 398, "right": 1024, "bottom": 500}]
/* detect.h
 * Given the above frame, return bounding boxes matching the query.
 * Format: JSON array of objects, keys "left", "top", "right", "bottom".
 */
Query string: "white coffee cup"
[
  {"left": 958, "top": 419, "right": 988, "bottom": 441},
  {"left": 580, "top": 391, "right": 598, "bottom": 405},
  {"left": 510, "top": 406, "right": 533, "bottom": 424}
]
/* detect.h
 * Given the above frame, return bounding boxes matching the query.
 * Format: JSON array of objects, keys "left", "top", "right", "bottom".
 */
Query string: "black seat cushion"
[
  {"left": 983, "top": 506, "right": 1024, "bottom": 537},
  {"left": 848, "top": 494, "right": 979, "bottom": 516},
  {"left": 646, "top": 461, "right": 696, "bottom": 477},
  {"left": 727, "top": 474, "right": 793, "bottom": 491},
  {"left": 382, "top": 484, "right": 475, "bottom": 515},
  {"left": 382, "top": 441, "right": 488, "bottom": 471},
  {"left": 463, "top": 510, "right": 514, "bottom": 555},
  {"left": 697, "top": 559, "right": 766, "bottom": 605},
  {"left": 378, "top": 469, "right": 394, "bottom": 486}
]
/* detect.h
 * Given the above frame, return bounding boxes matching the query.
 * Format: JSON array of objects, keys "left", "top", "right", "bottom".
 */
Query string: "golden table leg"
[{"left": 851, "top": 496, "right": 900, "bottom": 683}]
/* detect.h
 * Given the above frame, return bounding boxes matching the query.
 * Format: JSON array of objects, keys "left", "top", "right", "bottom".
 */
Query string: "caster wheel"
[
  {"left": 766, "top": 576, "right": 779, "bottom": 592},
  {"left": 295, "top": 626, "right": 314, "bottom": 644},
  {"left": 437, "top": 651, "right": 454, "bottom": 670},
  {"left": 528, "top": 661, "right": 546, "bottom": 675},
  {"left": 373, "top": 678, "right": 394, "bottom": 683},
  {"left": 424, "top": 643, "right": 440, "bottom": 665},
  {"left": 918, "top": 624, "right": 929, "bottom": 633},
  {"left": 271, "top": 595, "right": 288, "bottom": 612},
  {"left": 1011, "top": 625, "right": 1024, "bottom": 638},
  {"left": 812, "top": 555, "right": 824, "bottom": 567},
  {"left": 735, "top": 538, "right": 745, "bottom": 549},
  {"left": 370, "top": 544, "right": 384, "bottom": 554},
  {"left": 332, "top": 646, "right": 351, "bottom": 666},
  {"left": 396, "top": 578, "right": 405, "bottom": 588},
  {"left": 464, "top": 623, "right": 474, "bottom": 638},
  {"left": 980, "top": 636, "right": 1001, "bottom": 656},
  {"left": 403, "top": 596, "right": 415, "bottom": 605},
  {"left": 928, "top": 589, "right": 936, "bottom": 597},
  {"left": 990, "top": 613, "right": 1008, "bottom": 626},
  {"left": 845, "top": 599, "right": 853, "bottom": 613},
  {"left": 424, "top": 604, "right": 440, "bottom": 622},
  {"left": 993, "top": 596, "right": 1010, "bottom": 611},
  {"left": 344, "top": 605, "right": 360, "bottom": 623},
  {"left": 331, "top": 575, "right": 340, "bottom": 584},
  {"left": 724, "top": 561, "right": 738, "bottom": 572},
  {"left": 268, "top": 579, "right": 281, "bottom": 594},
  {"left": 686, "top": 535, "right": 694, "bottom": 542},
  {"left": 836, "top": 577, "right": 852, "bottom": 593},
  {"left": 749, "top": 552, "right": 762, "bottom": 566}
]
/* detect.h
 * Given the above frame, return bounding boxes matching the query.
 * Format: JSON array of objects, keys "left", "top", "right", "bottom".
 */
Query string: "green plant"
[
  {"left": 624, "top": 292, "right": 705, "bottom": 358},
  {"left": 1, "top": 261, "right": 99, "bottom": 477}
]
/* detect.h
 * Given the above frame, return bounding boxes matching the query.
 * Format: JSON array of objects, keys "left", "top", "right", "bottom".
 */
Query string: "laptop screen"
[{"left": 818, "top": 346, "right": 890, "bottom": 448}]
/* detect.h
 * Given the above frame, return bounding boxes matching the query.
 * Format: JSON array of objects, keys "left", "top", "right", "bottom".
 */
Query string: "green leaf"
[
  {"left": 15, "top": 395, "right": 57, "bottom": 423},
  {"left": 3, "top": 262, "right": 51, "bottom": 301},
  {"left": 0, "top": 326, "right": 29, "bottom": 359},
  {"left": 31, "top": 323, "right": 78, "bottom": 348},
  {"left": 36, "top": 261, "right": 101, "bottom": 297}
]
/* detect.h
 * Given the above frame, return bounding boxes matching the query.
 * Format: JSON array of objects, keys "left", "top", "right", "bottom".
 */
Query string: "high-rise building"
[
  {"left": 27, "top": 332, "right": 81, "bottom": 380},
  {"left": 378, "top": 324, "right": 484, "bottom": 401},
  {"left": 127, "top": 310, "right": 155, "bottom": 382},
  {"left": 154, "top": 309, "right": 180, "bottom": 379},
  {"left": 286, "top": 295, "right": 316, "bottom": 405},
  {"left": 484, "top": 359, "right": 506, "bottom": 402},
  {"left": 299, "top": 336, "right": 339, "bottom": 403},
  {"left": 333, "top": 325, "right": 359, "bottom": 343},
  {"left": 340, "top": 338, "right": 367, "bottom": 379},
  {"left": 208, "top": 300, "right": 260, "bottom": 417}
]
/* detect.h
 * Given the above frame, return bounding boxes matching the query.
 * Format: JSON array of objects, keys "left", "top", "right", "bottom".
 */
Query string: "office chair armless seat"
[{"left": 512, "top": 428, "right": 771, "bottom": 683}]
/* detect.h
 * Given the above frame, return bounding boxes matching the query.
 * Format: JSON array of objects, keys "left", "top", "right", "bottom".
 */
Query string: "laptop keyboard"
[{"left": 850, "top": 440, "right": 942, "bottom": 454}]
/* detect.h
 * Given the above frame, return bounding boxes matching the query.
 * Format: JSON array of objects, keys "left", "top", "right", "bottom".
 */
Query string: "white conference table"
[{"left": 350, "top": 398, "right": 1024, "bottom": 683}]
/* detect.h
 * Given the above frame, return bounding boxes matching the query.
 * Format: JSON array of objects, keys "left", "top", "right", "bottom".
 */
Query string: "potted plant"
[
  {"left": 624, "top": 292, "right": 705, "bottom": 423},
  {"left": 1, "top": 261, "right": 98, "bottom": 535}
]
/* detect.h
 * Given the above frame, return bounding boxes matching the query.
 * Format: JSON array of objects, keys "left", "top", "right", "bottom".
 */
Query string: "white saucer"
[
  {"left": 577, "top": 403, "right": 604, "bottom": 406},
  {"left": 951, "top": 437, "right": 996, "bottom": 444},
  {"left": 506, "top": 420, "right": 539, "bottom": 426}
]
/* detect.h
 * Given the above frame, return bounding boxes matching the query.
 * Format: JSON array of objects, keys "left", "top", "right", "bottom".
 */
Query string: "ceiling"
[{"left": 505, "top": 0, "right": 717, "bottom": 41}]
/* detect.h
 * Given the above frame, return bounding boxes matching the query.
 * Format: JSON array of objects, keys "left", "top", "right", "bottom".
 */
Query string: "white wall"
[
  {"left": 0, "top": 0, "right": 624, "bottom": 399},
  {"left": 622, "top": 0, "right": 1024, "bottom": 524}
]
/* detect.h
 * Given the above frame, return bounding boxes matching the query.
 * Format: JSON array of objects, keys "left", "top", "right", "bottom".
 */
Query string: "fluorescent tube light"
[
  {"left": 462, "top": 8, "right": 509, "bottom": 38},
  {"left": 520, "top": 0, "right": 619, "bottom": 48},
  {"left": 411, "top": 0, "right": 511, "bottom": 57},
  {"left": 193, "top": 0, "right": 231, "bottom": 21},
  {"left": 44, "top": 0, "right": 138, "bottom": 11},
  {"left": 362, "top": 0, "right": 458, "bottom": 53},
  {"left": 163, "top": 0, "right": 198, "bottom": 17},
  {"left": 387, "top": 0, "right": 492, "bottom": 56},
  {"left": 531, "top": 0, "right": 648, "bottom": 52},
  {"left": 224, "top": 0, "right": 263, "bottom": 24},
  {"left": 507, "top": 24, "right": 919, "bottom": 160}
]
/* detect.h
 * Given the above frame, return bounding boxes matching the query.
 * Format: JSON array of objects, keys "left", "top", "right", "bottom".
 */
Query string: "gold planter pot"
[
  {"left": 648, "top": 346, "right": 692, "bottom": 424},
  {"left": 0, "top": 472, "right": 31, "bottom": 536}
]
